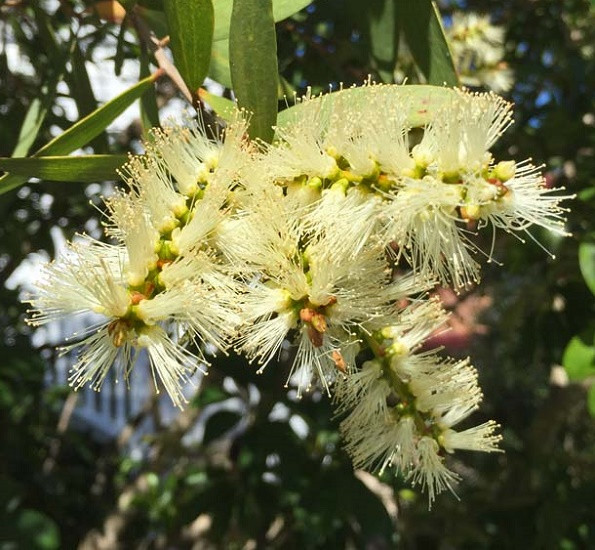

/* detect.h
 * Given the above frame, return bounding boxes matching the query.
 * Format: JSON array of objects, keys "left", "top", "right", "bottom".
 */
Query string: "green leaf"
[
  {"left": 209, "top": 38, "right": 232, "bottom": 89},
  {"left": 210, "top": 40, "right": 296, "bottom": 99},
  {"left": 229, "top": 0, "right": 278, "bottom": 142},
  {"left": 11, "top": 11, "right": 70, "bottom": 158},
  {"left": 36, "top": 72, "right": 160, "bottom": 157},
  {"left": 137, "top": 6, "right": 169, "bottom": 38},
  {"left": 32, "top": 5, "right": 109, "bottom": 151},
  {"left": 367, "top": 0, "right": 399, "bottom": 83},
  {"left": 213, "top": 0, "right": 312, "bottom": 42},
  {"left": 137, "top": 0, "right": 162, "bottom": 8},
  {"left": 0, "top": 156, "right": 127, "bottom": 183},
  {"left": 192, "top": 386, "right": 230, "bottom": 408},
  {"left": 563, "top": 331, "right": 595, "bottom": 382},
  {"left": 164, "top": 0, "right": 214, "bottom": 98},
  {"left": 70, "top": 41, "right": 109, "bottom": 152},
  {"left": 198, "top": 88, "right": 237, "bottom": 123},
  {"left": 11, "top": 99, "right": 48, "bottom": 158},
  {"left": 579, "top": 241, "right": 595, "bottom": 296},
  {"left": 141, "top": 1, "right": 311, "bottom": 43},
  {"left": 397, "top": 0, "right": 458, "bottom": 86},
  {"left": 114, "top": 17, "right": 129, "bottom": 76},
  {"left": 70, "top": 42, "right": 100, "bottom": 120},
  {"left": 0, "top": 71, "right": 160, "bottom": 195},
  {"left": 16, "top": 509, "right": 60, "bottom": 550},
  {"left": 140, "top": 46, "right": 160, "bottom": 134},
  {"left": 277, "top": 84, "right": 457, "bottom": 130},
  {"left": 119, "top": 0, "right": 139, "bottom": 11},
  {"left": 588, "top": 385, "right": 595, "bottom": 417}
]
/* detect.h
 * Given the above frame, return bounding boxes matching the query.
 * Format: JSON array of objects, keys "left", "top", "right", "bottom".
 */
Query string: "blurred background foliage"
[{"left": 0, "top": 0, "right": 594, "bottom": 548}]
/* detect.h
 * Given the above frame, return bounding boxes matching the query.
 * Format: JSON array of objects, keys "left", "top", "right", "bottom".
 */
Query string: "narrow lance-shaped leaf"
[
  {"left": 71, "top": 41, "right": 109, "bottom": 152},
  {"left": 114, "top": 16, "right": 129, "bottom": 76},
  {"left": 579, "top": 241, "right": 595, "bottom": 296},
  {"left": 213, "top": 0, "right": 312, "bottom": 41},
  {"left": 229, "top": 0, "right": 278, "bottom": 142},
  {"left": 367, "top": 0, "right": 399, "bottom": 83},
  {"left": 164, "top": 0, "right": 214, "bottom": 99},
  {"left": 198, "top": 89, "right": 236, "bottom": 123},
  {"left": 139, "top": 0, "right": 312, "bottom": 42},
  {"left": 12, "top": 99, "right": 48, "bottom": 159},
  {"left": 11, "top": 49, "right": 71, "bottom": 158},
  {"left": 32, "top": 4, "right": 109, "bottom": 150},
  {"left": 0, "top": 71, "right": 161, "bottom": 195},
  {"left": 0, "top": 156, "right": 128, "bottom": 183},
  {"left": 397, "top": 0, "right": 458, "bottom": 86},
  {"left": 140, "top": 45, "right": 161, "bottom": 135},
  {"left": 277, "top": 84, "right": 456, "bottom": 130},
  {"left": 209, "top": 39, "right": 233, "bottom": 89},
  {"left": 36, "top": 71, "right": 161, "bottom": 157}
]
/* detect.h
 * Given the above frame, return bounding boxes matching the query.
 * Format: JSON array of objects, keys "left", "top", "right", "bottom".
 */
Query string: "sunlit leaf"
[
  {"left": 563, "top": 331, "right": 595, "bottom": 381},
  {"left": 164, "top": 0, "right": 214, "bottom": 98},
  {"left": 209, "top": 39, "right": 232, "bottom": 89},
  {"left": 367, "top": 0, "right": 399, "bottom": 82},
  {"left": 229, "top": 0, "right": 278, "bottom": 142},
  {"left": 198, "top": 88, "right": 237, "bottom": 123},
  {"left": 579, "top": 241, "right": 595, "bottom": 296},
  {"left": 213, "top": 0, "right": 312, "bottom": 41},
  {"left": 0, "top": 155, "right": 127, "bottom": 182},
  {"left": 35, "top": 72, "right": 160, "bottom": 157},
  {"left": 0, "top": 71, "right": 160, "bottom": 195},
  {"left": 11, "top": 99, "right": 47, "bottom": 158},
  {"left": 277, "top": 84, "right": 456, "bottom": 130},
  {"left": 397, "top": 0, "right": 458, "bottom": 86}
]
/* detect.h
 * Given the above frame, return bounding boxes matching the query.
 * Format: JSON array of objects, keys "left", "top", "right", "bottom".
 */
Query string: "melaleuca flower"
[
  {"left": 219, "top": 181, "right": 431, "bottom": 395},
  {"left": 26, "top": 117, "right": 252, "bottom": 407},
  {"left": 334, "top": 298, "right": 501, "bottom": 508},
  {"left": 22, "top": 80, "right": 572, "bottom": 509},
  {"left": 447, "top": 12, "right": 514, "bottom": 93},
  {"left": 399, "top": 92, "right": 572, "bottom": 270},
  {"left": 262, "top": 86, "right": 571, "bottom": 288},
  {"left": 411, "top": 91, "right": 513, "bottom": 176},
  {"left": 25, "top": 238, "right": 201, "bottom": 408}
]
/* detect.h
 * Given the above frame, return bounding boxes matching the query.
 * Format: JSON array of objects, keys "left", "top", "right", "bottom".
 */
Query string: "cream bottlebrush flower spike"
[
  {"left": 219, "top": 178, "right": 432, "bottom": 396},
  {"left": 267, "top": 85, "right": 572, "bottom": 288},
  {"left": 447, "top": 12, "right": 514, "bottom": 93},
  {"left": 26, "top": 118, "right": 251, "bottom": 408},
  {"left": 334, "top": 298, "right": 502, "bottom": 508}
]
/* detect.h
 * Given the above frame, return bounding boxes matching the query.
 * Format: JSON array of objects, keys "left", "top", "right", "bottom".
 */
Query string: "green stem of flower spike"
[{"left": 360, "top": 330, "right": 437, "bottom": 439}]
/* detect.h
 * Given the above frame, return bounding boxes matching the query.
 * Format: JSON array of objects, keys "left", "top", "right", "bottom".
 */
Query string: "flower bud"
[{"left": 493, "top": 160, "right": 516, "bottom": 182}]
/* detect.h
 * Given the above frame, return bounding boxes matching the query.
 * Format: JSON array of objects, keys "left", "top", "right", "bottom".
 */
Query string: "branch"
[{"left": 128, "top": 6, "right": 194, "bottom": 106}]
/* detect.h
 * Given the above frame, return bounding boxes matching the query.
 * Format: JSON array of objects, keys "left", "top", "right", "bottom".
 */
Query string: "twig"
[
  {"left": 42, "top": 392, "right": 79, "bottom": 474},
  {"left": 128, "top": 6, "right": 194, "bottom": 106}
]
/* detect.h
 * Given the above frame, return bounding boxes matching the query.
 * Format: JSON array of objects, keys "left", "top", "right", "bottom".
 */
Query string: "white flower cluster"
[
  {"left": 27, "top": 119, "right": 250, "bottom": 409},
  {"left": 447, "top": 12, "right": 514, "bottom": 93},
  {"left": 333, "top": 300, "right": 501, "bottom": 507},
  {"left": 26, "top": 85, "right": 570, "bottom": 505}
]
